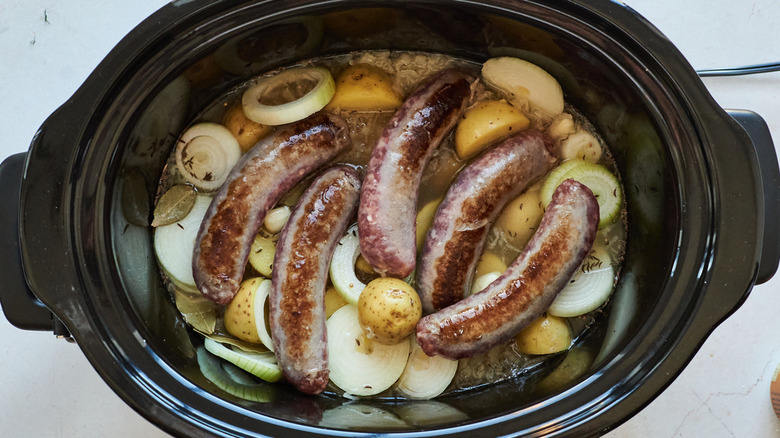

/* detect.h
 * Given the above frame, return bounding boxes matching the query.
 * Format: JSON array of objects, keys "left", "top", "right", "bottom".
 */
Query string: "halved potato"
[
  {"left": 325, "top": 64, "right": 402, "bottom": 111},
  {"left": 455, "top": 99, "right": 530, "bottom": 159}
]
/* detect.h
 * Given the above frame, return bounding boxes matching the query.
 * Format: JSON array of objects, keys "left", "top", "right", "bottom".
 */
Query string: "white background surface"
[{"left": 1, "top": 1, "right": 779, "bottom": 436}]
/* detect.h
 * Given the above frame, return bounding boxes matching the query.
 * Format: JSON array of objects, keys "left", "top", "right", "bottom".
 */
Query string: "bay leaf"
[
  {"left": 153, "top": 184, "right": 197, "bottom": 227},
  {"left": 175, "top": 289, "right": 217, "bottom": 334}
]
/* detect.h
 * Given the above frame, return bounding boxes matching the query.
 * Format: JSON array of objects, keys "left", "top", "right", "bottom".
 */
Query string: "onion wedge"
[
  {"left": 203, "top": 338, "right": 282, "bottom": 383},
  {"left": 396, "top": 338, "right": 458, "bottom": 400},
  {"left": 242, "top": 66, "right": 335, "bottom": 125},
  {"left": 329, "top": 225, "right": 366, "bottom": 305}
]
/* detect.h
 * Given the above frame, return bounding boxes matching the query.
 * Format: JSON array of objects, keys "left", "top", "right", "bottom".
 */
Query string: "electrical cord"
[{"left": 696, "top": 61, "right": 780, "bottom": 77}]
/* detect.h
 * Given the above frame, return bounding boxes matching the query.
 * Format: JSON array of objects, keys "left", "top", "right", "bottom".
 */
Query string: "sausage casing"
[
  {"left": 193, "top": 113, "right": 350, "bottom": 304},
  {"left": 269, "top": 165, "right": 361, "bottom": 395},
  {"left": 416, "top": 179, "right": 600, "bottom": 360},
  {"left": 416, "top": 130, "right": 557, "bottom": 312},
  {"left": 358, "top": 69, "right": 471, "bottom": 278}
]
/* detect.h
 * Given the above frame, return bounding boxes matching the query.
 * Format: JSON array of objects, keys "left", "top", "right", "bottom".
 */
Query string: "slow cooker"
[{"left": 1, "top": 0, "right": 778, "bottom": 436}]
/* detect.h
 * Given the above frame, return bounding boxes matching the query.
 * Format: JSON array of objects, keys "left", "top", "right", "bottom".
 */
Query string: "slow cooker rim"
[{"left": 18, "top": 0, "right": 763, "bottom": 437}]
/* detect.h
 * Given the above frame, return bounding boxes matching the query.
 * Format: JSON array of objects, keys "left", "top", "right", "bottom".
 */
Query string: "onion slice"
[
  {"left": 154, "top": 195, "right": 212, "bottom": 293},
  {"left": 196, "top": 346, "right": 276, "bottom": 403},
  {"left": 481, "top": 56, "right": 564, "bottom": 117},
  {"left": 203, "top": 338, "right": 282, "bottom": 383},
  {"left": 252, "top": 279, "right": 275, "bottom": 352},
  {"left": 175, "top": 122, "right": 241, "bottom": 191},
  {"left": 329, "top": 224, "right": 366, "bottom": 305},
  {"left": 242, "top": 66, "right": 335, "bottom": 125},
  {"left": 548, "top": 247, "right": 616, "bottom": 317},
  {"left": 395, "top": 338, "right": 458, "bottom": 400},
  {"left": 327, "top": 305, "right": 409, "bottom": 396}
]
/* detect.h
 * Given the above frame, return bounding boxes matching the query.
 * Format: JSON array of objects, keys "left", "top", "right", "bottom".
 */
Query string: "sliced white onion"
[
  {"left": 327, "top": 305, "right": 409, "bottom": 397},
  {"left": 242, "top": 66, "right": 335, "bottom": 126},
  {"left": 329, "top": 224, "right": 365, "bottom": 305},
  {"left": 175, "top": 122, "right": 241, "bottom": 191},
  {"left": 548, "top": 265, "right": 616, "bottom": 317},
  {"left": 252, "top": 279, "right": 275, "bottom": 352},
  {"left": 154, "top": 195, "right": 212, "bottom": 292},
  {"left": 263, "top": 205, "right": 291, "bottom": 234},
  {"left": 203, "top": 338, "right": 282, "bottom": 383},
  {"left": 470, "top": 271, "right": 502, "bottom": 296},
  {"left": 395, "top": 338, "right": 458, "bottom": 400},
  {"left": 481, "top": 56, "right": 564, "bottom": 117}
]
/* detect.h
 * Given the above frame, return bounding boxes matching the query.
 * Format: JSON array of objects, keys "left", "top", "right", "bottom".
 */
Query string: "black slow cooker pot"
[{"left": 1, "top": 0, "right": 779, "bottom": 436}]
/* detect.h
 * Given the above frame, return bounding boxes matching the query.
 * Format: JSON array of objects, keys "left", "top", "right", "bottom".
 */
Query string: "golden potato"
[
  {"left": 475, "top": 252, "right": 507, "bottom": 278},
  {"left": 224, "top": 278, "right": 265, "bottom": 344},
  {"left": 415, "top": 198, "right": 442, "bottom": 251},
  {"left": 455, "top": 100, "right": 530, "bottom": 159},
  {"left": 248, "top": 233, "right": 275, "bottom": 278},
  {"left": 536, "top": 348, "right": 595, "bottom": 394},
  {"left": 515, "top": 313, "right": 571, "bottom": 355},
  {"left": 325, "top": 64, "right": 403, "bottom": 111},
  {"left": 222, "top": 104, "right": 273, "bottom": 151},
  {"left": 495, "top": 185, "right": 544, "bottom": 248},
  {"left": 358, "top": 278, "right": 422, "bottom": 345},
  {"left": 325, "top": 287, "right": 348, "bottom": 319}
]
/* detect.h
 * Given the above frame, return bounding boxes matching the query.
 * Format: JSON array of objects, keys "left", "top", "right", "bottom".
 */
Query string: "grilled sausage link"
[
  {"left": 358, "top": 68, "right": 471, "bottom": 278},
  {"left": 269, "top": 166, "right": 361, "bottom": 395},
  {"left": 416, "top": 130, "right": 557, "bottom": 313},
  {"left": 193, "top": 113, "right": 350, "bottom": 304},
  {"left": 416, "top": 179, "right": 599, "bottom": 360}
]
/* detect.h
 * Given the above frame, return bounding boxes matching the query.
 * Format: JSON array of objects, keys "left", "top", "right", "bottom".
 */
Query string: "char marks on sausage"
[
  {"left": 358, "top": 68, "right": 471, "bottom": 278},
  {"left": 416, "top": 130, "right": 557, "bottom": 313},
  {"left": 193, "top": 113, "right": 351, "bottom": 305},
  {"left": 270, "top": 166, "right": 362, "bottom": 395},
  {"left": 416, "top": 179, "right": 599, "bottom": 360}
]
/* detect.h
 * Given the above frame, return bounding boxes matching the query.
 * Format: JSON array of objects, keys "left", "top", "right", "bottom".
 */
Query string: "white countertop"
[{"left": 1, "top": 1, "right": 779, "bottom": 436}]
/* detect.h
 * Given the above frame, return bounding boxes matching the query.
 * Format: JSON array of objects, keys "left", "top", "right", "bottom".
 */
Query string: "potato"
[
  {"left": 325, "top": 64, "right": 403, "bottom": 111},
  {"left": 355, "top": 254, "right": 377, "bottom": 277},
  {"left": 224, "top": 277, "right": 265, "bottom": 344},
  {"left": 248, "top": 233, "right": 276, "bottom": 278},
  {"left": 358, "top": 278, "right": 422, "bottom": 345},
  {"left": 495, "top": 185, "right": 544, "bottom": 248},
  {"left": 415, "top": 198, "right": 442, "bottom": 251},
  {"left": 536, "top": 348, "right": 594, "bottom": 394},
  {"left": 222, "top": 104, "right": 273, "bottom": 152},
  {"left": 475, "top": 252, "right": 507, "bottom": 278},
  {"left": 515, "top": 313, "right": 571, "bottom": 355},
  {"left": 325, "top": 287, "right": 348, "bottom": 319},
  {"left": 455, "top": 100, "right": 530, "bottom": 159}
]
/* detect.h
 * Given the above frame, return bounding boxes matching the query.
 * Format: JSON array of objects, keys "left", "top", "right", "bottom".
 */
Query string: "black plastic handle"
[
  {"left": 0, "top": 153, "right": 54, "bottom": 331},
  {"left": 727, "top": 110, "right": 780, "bottom": 284}
]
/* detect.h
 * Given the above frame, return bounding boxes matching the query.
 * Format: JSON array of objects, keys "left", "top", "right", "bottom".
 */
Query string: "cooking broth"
[{"left": 153, "top": 50, "right": 627, "bottom": 399}]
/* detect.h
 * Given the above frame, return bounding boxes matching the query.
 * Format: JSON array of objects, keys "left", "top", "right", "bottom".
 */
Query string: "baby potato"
[
  {"left": 495, "top": 185, "right": 544, "bottom": 248},
  {"left": 358, "top": 278, "right": 422, "bottom": 345},
  {"left": 415, "top": 198, "right": 442, "bottom": 251},
  {"left": 248, "top": 233, "right": 276, "bottom": 278},
  {"left": 475, "top": 252, "right": 507, "bottom": 278},
  {"left": 222, "top": 104, "right": 273, "bottom": 152},
  {"left": 325, "top": 64, "right": 403, "bottom": 111},
  {"left": 515, "top": 313, "right": 571, "bottom": 355},
  {"left": 224, "top": 277, "right": 265, "bottom": 344},
  {"left": 455, "top": 99, "right": 530, "bottom": 159}
]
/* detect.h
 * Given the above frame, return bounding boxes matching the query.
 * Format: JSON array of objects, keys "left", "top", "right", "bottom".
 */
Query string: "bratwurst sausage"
[
  {"left": 193, "top": 113, "right": 350, "bottom": 304},
  {"left": 416, "top": 130, "right": 557, "bottom": 313},
  {"left": 358, "top": 68, "right": 471, "bottom": 278},
  {"left": 416, "top": 179, "right": 599, "bottom": 360},
  {"left": 269, "top": 166, "right": 361, "bottom": 395}
]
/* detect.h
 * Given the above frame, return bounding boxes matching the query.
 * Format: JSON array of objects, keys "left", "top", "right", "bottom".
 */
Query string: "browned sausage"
[
  {"left": 358, "top": 69, "right": 471, "bottom": 278},
  {"left": 416, "top": 179, "right": 599, "bottom": 360},
  {"left": 193, "top": 113, "right": 350, "bottom": 304},
  {"left": 416, "top": 130, "right": 557, "bottom": 313},
  {"left": 269, "top": 165, "right": 361, "bottom": 395}
]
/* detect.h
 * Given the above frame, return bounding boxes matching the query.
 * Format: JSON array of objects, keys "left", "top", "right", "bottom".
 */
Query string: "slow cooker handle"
[
  {"left": 727, "top": 109, "right": 780, "bottom": 284},
  {"left": 0, "top": 153, "right": 56, "bottom": 331}
]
